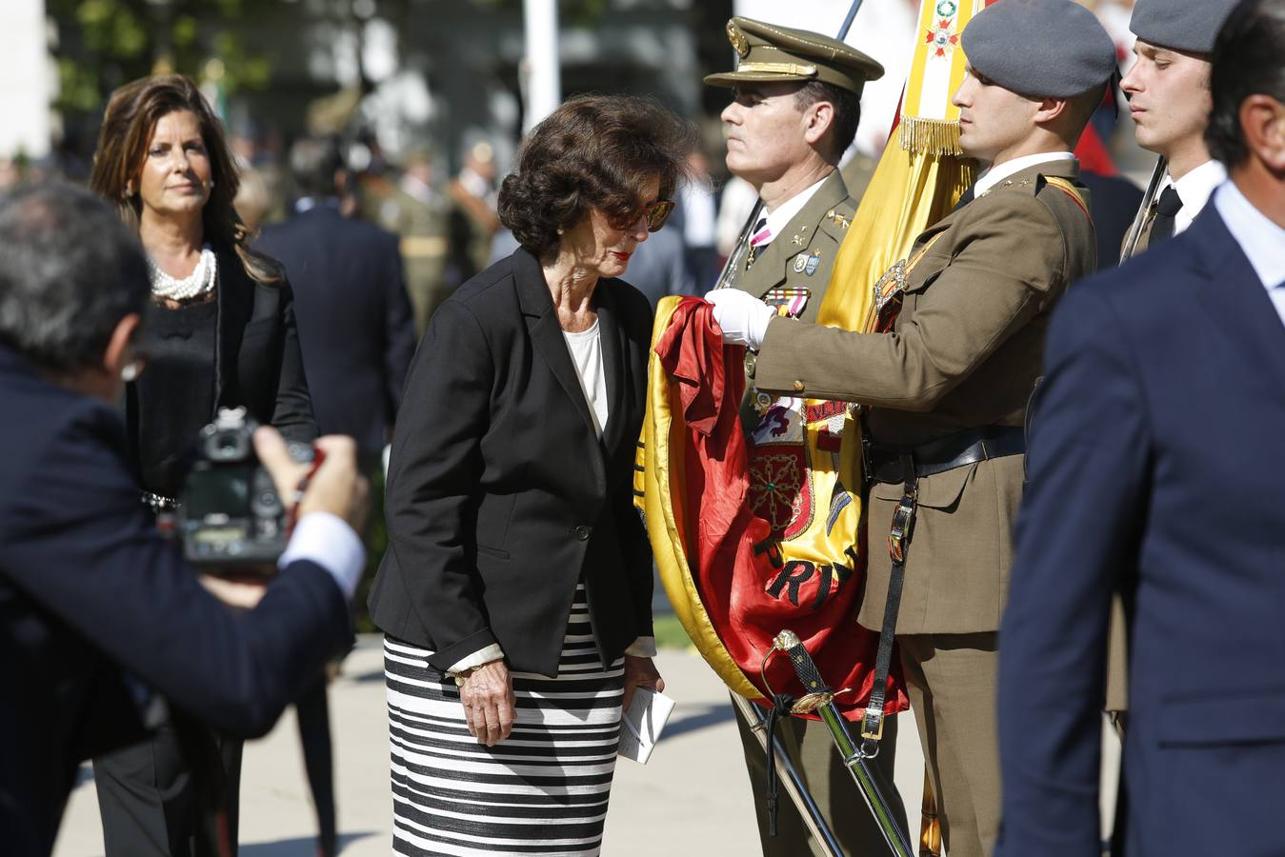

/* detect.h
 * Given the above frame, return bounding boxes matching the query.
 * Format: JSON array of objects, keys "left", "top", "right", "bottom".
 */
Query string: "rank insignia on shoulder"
[
  {"left": 805, "top": 253, "right": 821, "bottom": 276},
  {"left": 764, "top": 286, "right": 810, "bottom": 318}
]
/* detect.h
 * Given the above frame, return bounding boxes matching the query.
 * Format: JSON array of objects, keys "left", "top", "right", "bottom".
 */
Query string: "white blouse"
[{"left": 562, "top": 320, "right": 609, "bottom": 437}]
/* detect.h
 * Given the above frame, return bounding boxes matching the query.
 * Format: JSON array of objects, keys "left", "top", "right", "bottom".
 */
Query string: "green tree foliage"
[{"left": 49, "top": 0, "right": 275, "bottom": 114}]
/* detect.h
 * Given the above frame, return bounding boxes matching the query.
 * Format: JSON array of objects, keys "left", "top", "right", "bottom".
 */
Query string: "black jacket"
[
  {"left": 0, "top": 344, "right": 350, "bottom": 856},
  {"left": 257, "top": 206, "right": 416, "bottom": 455},
  {"left": 128, "top": 248, "right": 317, "bottom": 477},
  {"left": 369, "top": 248, "right": 654, "bottom": 676}
]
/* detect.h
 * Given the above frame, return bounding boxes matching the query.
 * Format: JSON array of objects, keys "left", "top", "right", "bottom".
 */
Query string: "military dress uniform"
[
  {"left": 745, "top": 3, "right": 1116, "bottom": 854},
  {"left": 706, "top": 16, "right": 905, "bottom": 857},
  {"left": 725, "top": 169, "right": 854, "bottom": 324},
  {"left": 730, "top": 170, "right": 910, "bottom": 857},
  {"left": 757, "top": 155, "right": 1096, "bottom": 857},
  {"left": 1107, "top": 0, "right": 1238, "bottom": 717}
]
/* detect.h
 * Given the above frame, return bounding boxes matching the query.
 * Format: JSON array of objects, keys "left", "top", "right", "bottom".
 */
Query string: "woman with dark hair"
[
  {"left": 370, "top": 94, "right": 694, "bottom": 856},
  {"left": 87, "top": 74, "right": 327, "bottom": 856}
]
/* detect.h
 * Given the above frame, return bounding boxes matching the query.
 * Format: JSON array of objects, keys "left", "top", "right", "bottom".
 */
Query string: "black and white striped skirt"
[{"left": 384, "top": 586, "right": 625, "bottom": 856}]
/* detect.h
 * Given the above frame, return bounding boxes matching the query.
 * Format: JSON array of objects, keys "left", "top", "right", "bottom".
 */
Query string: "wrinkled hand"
[
  {"left": 253, "top": 428, "right": 370, "bottom": 533},
  {"left": 621, "top": 655, "right": 665, "bottom": 716},
  {"left": 460, "top": 660, "right": 516, "bottom": 747},
  {"left": 706, "top": 288, "right": 775, "bottom": 350}
]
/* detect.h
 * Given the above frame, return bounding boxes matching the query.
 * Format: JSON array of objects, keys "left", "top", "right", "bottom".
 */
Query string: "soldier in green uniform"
[
  {"left": 380, "top": 149, "right": 450, "bottom": 336},
  {"left": 1121, "top": 0, "right": 1239, "bottom": 254},
  {"left": 704, "top": 17, "right": 904, "bottom": 857},
  {"left": 708, "top": 3, "right": 1116, "bottom": 855}
]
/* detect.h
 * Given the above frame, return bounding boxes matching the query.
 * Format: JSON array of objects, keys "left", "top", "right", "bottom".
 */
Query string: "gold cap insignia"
[{"left": 727, "top": 21, "right": 751, "bottom": 58}]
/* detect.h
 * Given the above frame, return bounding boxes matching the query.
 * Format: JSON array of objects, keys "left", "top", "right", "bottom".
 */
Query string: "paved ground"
[
  {"left": 53, "top": 635, "right": 1119, "bottom": 856},
  {"left": 53, "top": 636, "right": 939, "bottom": 856}
]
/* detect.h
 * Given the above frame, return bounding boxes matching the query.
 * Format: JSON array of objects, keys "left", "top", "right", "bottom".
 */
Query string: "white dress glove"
[{"left": 706, "top": 288, "right": 776, "bottom": 351}]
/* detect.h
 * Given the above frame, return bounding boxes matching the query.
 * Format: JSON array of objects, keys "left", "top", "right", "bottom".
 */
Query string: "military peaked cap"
[
  {"left": 704, "top": 17, "right": 884, "bottom": 95},
  {"left": 961, "top": 0, "right": 1117, "bottom": 98},
  {"left": 1130, "top": 0, "right": 1239, "bottom": 54}
]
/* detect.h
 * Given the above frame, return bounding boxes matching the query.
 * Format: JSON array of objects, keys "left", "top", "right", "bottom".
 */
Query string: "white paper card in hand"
[{"left": 617, "top": 688, "right": 675, "bottom": 764}]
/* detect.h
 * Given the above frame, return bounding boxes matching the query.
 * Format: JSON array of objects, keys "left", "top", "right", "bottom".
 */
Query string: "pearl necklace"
[{"left": 148, "top": 246, "right": 217, "bottom": 302}]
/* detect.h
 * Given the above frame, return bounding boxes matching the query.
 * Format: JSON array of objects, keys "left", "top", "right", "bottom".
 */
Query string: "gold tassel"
[{"left": 898, "top": 116, "right": 964, "bottom": 157}]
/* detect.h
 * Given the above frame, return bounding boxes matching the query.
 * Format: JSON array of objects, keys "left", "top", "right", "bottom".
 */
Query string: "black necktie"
[{"left": 1150, "top": 185, "right": 1183, "bottom": 245}]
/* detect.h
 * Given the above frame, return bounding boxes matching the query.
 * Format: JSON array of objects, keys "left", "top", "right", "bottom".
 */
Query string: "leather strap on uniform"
[
  {"left": 860, "top": 468, "right": 918, "bottom": 752},
  {"left": 763, "top": 691, "right": 797, "bottom": 837}
]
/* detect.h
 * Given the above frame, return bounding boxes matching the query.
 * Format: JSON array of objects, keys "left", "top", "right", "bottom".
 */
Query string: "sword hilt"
[{"left": 772, "top": 630, "right": 832, "bottom": 697}]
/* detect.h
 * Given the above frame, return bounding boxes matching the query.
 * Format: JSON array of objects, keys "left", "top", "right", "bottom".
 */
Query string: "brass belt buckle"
[{"left": 860, "top": 707, "right": 885, "bottom": 742}]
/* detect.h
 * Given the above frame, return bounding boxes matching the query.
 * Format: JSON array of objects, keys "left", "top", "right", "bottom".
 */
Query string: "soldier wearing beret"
[
  {"left": 708, "top": 2, "right": 1115, "bottom": 855},
  {"left": 1103, "top": 0, "right": 1241, "bottom": 726},
  {"left": 1122, "top": 0, "right": 1240, "bottom": 253},
  {"left": 705, "top": 17, "right": 905, "bottom": 857}
]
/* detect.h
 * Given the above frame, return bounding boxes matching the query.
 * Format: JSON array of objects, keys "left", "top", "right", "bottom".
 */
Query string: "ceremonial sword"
[
  {"left": 765, "top": 629, "right": 916, "bottom": 857},
  {"left": 1120, "top": 155, "right": 1168, "bottom": 261}
]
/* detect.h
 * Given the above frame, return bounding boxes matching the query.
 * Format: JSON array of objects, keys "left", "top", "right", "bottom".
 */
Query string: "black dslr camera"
[{"left": 178, "top": 407, "right": 312, "bottom": 568}]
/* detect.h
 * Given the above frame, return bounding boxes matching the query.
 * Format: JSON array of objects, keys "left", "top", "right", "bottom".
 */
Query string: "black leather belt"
[{"left": 865, "top": 425, "right": 1026, "bottom": 486}]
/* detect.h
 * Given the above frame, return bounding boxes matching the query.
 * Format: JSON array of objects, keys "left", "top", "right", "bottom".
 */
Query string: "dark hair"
[
  {"left": 794, "top": 80, "right": 862, "bottom": 162},
  {"left": 88, "top": 74, "right": 281, "bottom": 285},
  {"left": 1205, "top": 0, "right": 1285, "bottom": 167},
  {"left": 0, "top": 183, "right": 149, "bottom": 373},
  {"left": 497, "top": 95, "right": 696, "bottom": 257},
  {"left": 289, "top": 136, "right": 347, "bottom": 199}
]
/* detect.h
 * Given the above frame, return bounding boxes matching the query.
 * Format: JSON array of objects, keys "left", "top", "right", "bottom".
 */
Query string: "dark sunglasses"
[{"left": 635, "top": 199, "right": 675, "bottom": 232}]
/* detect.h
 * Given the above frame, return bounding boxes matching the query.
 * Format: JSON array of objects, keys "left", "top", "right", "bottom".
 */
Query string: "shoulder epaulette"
[{"left": 1040, "top": 175, "right": 1091, "bottom": 220}]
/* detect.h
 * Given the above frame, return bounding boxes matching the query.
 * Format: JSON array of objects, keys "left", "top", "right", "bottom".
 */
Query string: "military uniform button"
[
  {"left": 792, "top": 380, "right": 806, "bottom": 392},
  {"left": 573, "top": 525, "right": 592, "bottom": 541}
]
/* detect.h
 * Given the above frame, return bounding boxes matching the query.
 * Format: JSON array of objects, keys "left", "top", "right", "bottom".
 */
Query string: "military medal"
[
  {"left": 805, "top": 253, "right": 821, "bottom": 276},
  {"left": 764, "top": 286, "right": 810, "bottom": 318}
]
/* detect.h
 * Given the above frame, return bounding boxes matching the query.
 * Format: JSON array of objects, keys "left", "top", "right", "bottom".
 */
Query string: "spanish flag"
[{"left": 637, "top": 0, "right": 988, "bottom": 718}]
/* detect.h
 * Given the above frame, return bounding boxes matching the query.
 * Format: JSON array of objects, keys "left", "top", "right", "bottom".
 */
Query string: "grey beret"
[
  {"left": 961, "top": 0, "right": 1118, "bottom": 98},
  {"left": 1130, "top": 0, "right": 1238, "bottom": 54}
]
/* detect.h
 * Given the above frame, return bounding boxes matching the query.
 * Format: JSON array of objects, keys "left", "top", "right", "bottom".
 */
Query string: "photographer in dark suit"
[
  {"left": 257, "top": 137, "right": 416, "bottom": 458},
  {"left": 0, "top": 181, "right": 368, "bottom": 856}
]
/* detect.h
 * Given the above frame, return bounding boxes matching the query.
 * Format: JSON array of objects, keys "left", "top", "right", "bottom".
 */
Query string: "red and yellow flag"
[{"left": 637, "top": 0, "right": 987, "bottom": 716}]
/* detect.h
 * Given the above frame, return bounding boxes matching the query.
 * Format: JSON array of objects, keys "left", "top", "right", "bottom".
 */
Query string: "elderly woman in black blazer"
[
  {"left": 87, "top": 75, "right": 331, "bottom": 857},
  {"left": 371, "top": 95, "right": 694, "bottom": 856}
]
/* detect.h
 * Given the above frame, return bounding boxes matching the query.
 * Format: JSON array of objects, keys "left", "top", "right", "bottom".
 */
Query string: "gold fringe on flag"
[{"left": 898, "top": 116, "right": 964, "bottom": 157}]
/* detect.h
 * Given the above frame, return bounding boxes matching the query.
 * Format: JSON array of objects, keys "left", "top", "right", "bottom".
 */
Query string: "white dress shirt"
[
  {"left": 761, "top": 174, "right": 831, "bottom": 241},
  {"left": 1213, "top": 181, "right": 1285, "bottom": 325},
  {"left": 974, "top": 151, "right": 1076, "bottom": 197},
  {"left": 1165, "top": 159, "right": 1228, "bottom": 236},
  {"left": 277, "top": 512, "right": 366, "bottom": 599}
]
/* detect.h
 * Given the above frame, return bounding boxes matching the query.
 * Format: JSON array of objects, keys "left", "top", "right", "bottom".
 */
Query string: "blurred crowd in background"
[{"left": 2, "top": 0, "right": 1153, "bottom": 341}]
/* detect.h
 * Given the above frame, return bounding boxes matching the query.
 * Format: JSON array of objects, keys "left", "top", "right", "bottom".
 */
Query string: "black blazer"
[
  {"left": 257, "top": 206, "right": 416, "bottom": 455},
  {"left": 369, "top": 248, "right": 654, "bottom": 676},
  {"left": 0, "top": 344, "right": 350, "bottom": 856},
  {"left": 129, "top": 248, "right": 317, "bottom": 465}
]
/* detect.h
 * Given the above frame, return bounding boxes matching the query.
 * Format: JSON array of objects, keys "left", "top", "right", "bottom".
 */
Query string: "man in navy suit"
[
  {"left": 996, "top": 2, "right": 1285, "bottom": 855},
  {"left": 257, "top": 137, "right": 416, "bottom": 460},
  {"left": 0, "top": 182, "right": 369, "bottom": 856}
]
